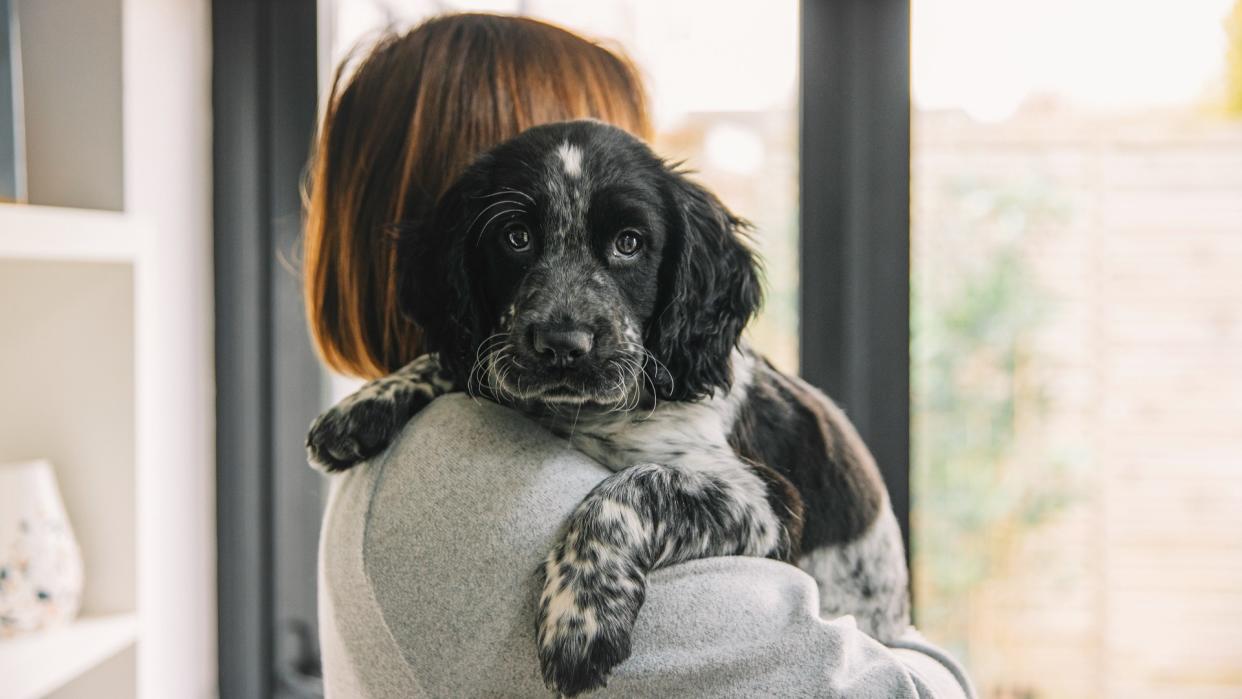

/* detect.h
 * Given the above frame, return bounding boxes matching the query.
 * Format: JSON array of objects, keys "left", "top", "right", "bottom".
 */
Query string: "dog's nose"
[{"left": 532, "top": 326, "right": 594, "bottom": 367}]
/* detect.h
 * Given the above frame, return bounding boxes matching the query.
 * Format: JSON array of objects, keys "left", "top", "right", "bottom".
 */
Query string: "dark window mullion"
[
  {"left": 215, "top": 0, "right": 322, "bottom": 696},
  {"left": 799, "top": 0, "right": 912, "bottom": 555}
]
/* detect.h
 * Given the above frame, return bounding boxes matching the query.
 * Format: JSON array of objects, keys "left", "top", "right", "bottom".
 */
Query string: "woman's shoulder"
[
  {"left": 379, "top": 393, "right": 609, "bottom": 497},
  {"left": 348, "top": 392, "right": 611, "bottom": 554},
  {"left": 389, "top": 393, "right": 557, "bottom": 461},
  {"left": 321, "top": 394, "right": 612, "bottom": 695}
]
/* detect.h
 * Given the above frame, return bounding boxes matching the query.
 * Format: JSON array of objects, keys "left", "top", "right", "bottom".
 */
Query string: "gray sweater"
[{"left": 318, "top": 395, "right": 974, "bottom": 698}]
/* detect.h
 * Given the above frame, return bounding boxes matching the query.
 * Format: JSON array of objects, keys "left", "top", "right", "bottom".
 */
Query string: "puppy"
[{"left": 308, "top": 120, "right": 909, "bottom": 696}]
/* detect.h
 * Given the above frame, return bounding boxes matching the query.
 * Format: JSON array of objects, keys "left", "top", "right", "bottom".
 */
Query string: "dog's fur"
[{"left": 307, "top": 121, "right": 909, "bottom": 696}]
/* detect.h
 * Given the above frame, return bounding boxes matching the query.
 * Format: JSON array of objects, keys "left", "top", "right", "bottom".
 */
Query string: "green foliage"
[{"left": 911, "top": 175, "right": 1078, "bottom": 658}]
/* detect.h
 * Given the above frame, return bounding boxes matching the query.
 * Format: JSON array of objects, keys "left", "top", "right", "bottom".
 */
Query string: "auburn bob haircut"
[{"left": 304, "top": 13, "right": 652, "bottom": 379}]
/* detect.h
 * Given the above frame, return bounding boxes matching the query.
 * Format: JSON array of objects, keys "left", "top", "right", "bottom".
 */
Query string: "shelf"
[
  {"left": 0, "top": 613, "right": 138, "bottom": 699},
  {"left": 0, "top": 204, "right": 138, "bottom": 262}
]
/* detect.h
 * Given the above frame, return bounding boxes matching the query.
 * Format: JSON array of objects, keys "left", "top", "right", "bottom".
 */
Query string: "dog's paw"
[
  {"left": 306, "top": 378, "right": 433, "bottom": 472},
  {"left": 535, "top": 543, "right": 647, "bottom": 696},
  {"left": 305, "top": 397, "right": 397, "bottom": 472},
  {"left": 539, "top": 624, "right": 631, "bottom": 697}
]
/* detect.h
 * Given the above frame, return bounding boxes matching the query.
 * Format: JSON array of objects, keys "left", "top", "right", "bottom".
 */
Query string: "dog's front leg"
[
  {"left": 306, "top": 354, "right": 455, "bottom": 472},
  {"left": 536, "top": 460, "right": 785, "bottom": 696}
]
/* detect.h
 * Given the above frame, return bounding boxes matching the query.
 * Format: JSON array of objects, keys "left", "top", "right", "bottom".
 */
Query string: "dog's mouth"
[
  {"left": 468, "top": 343, "right": 648, "bottom": 411},
  {"left": 532, "top": 384, "right": 613, "bottom": 405}
]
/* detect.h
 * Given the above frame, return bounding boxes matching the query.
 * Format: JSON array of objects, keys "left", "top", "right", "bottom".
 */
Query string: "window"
[
  {"left": 911, "top": 1, "right": 1242, "bottom": 696},
  {"left": 325, "top": 0, "right": 800, "bottom": 371}
]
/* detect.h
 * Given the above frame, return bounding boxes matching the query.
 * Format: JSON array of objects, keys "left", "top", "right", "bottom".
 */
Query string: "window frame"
[
  {"left": 214, "top": 0, "right": 323, "bottom": 696},
  {"left": 799, "top": 0, "right": 912, "bottom": 554}
]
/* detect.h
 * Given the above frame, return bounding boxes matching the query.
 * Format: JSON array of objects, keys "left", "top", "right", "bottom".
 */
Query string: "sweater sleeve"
[
  {"left": 600, "top": 558, "right": 973, "bottom": 699},
  {"left": 320, "top": 394, "right": 972, "bottom": 698}
]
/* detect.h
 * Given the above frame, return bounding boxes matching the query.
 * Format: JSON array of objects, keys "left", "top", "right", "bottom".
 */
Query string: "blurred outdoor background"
[
  {"left": 912, "top": 2, "right": 1242, "bottom": 697},
  {"left": 2, "top": 0, "right": 1235, "bottom": 696},
  {"left": 331, "top": 2, "right": 1242, "bottom": 697}
]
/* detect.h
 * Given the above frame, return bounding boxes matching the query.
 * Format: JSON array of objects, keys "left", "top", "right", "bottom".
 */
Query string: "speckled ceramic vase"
[{"left": 0, "top": 460, "right": 83, "bottom": 637}]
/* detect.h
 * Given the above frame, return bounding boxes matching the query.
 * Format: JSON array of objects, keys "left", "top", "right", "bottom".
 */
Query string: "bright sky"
[
  {"left": 331, "top": 0, "right": 1237, "bottom": 123},
  {"left": 914, "top": 0, "right": 1237, "bottom": 120}
]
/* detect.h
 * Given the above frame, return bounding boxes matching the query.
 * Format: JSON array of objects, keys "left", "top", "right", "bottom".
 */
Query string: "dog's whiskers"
[
  {"left": 595, "top": 354, "right": 646, "bottom": 416},
  {"left": 466, "top": 199, "right": 526, "bottom": 245},
  {"left": 476, "top": 208, "right": 525, "bottom": 247},
  {"left": 468, "top": 332, "right": 509, "bottom": 398},
  {"left": 484, "top": 343, "right": 543, "bottom": 406},
  {"left": 472, "top": 334, "right": 661, "bottom": 418},
  {"left": 473, "top": 188, "right": 535, "bottom": 204},
  {"left": 616, "top": 341, "right": 665, "bottom": 419}
]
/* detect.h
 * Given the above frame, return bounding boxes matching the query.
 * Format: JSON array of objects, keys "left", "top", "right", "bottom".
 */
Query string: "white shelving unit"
[
  {"left": 0, "top": 205, "right": 140, "bottom": 262},
  {"left": 0, "top": 1, "right": 214, "bottom": 697},
  {"left": 0, "top": 253, "right": 138, "bottom": 698},
  {"left": 0, "top": 614, "right": 139, "bottom": 699}
]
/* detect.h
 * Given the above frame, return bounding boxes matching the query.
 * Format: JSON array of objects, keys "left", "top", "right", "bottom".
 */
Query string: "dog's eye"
[
  {"left": 614, "top": 230, "right": 643, "bottom": 257},
  {"left": 505, "top": 225, "right": 531, "bottom": 252}
]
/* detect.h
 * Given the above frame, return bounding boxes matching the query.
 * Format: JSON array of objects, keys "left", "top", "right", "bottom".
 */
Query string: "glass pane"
[
  {"left": 325, "top": 0, "right": 799, "bottom": 372},
  {"left": 912, "top": 1, "right": 1242, "bottom": 696}
]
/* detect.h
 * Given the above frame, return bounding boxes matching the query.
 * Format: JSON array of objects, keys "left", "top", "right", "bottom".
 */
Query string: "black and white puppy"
[{"left": 308, "top": 120, "right": 909, "bottom": 696}]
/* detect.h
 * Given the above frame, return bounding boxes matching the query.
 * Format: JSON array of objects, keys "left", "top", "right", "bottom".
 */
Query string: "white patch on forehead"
[{"left": 556, "top": 141, "right": 584, "bottom": 178}]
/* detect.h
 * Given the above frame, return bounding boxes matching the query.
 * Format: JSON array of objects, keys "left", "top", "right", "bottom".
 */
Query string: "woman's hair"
[{"left": 304, "top": 13, "right": 652, "bottom": 379}]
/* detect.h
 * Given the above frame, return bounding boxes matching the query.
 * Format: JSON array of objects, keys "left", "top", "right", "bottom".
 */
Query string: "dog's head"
[{"left": 399, "top": 120, "right": 761, "bottom": 410}]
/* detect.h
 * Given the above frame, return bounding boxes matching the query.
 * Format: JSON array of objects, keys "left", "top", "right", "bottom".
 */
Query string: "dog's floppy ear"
[
  {"left": 396, "top": 166, "right": 488, "bottom": 380},
  {"left": 650, "top": 169, "right": 762, "bottom": 401}
]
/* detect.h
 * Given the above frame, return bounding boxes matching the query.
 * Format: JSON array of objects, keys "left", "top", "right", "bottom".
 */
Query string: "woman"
[{"left": 306, "top": 13, "right": 973, "bottom": 698}]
